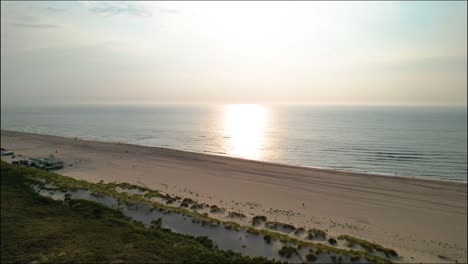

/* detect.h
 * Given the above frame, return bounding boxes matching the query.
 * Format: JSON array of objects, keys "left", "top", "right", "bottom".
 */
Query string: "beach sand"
[{"left": 1, "top": 130, "right": 466, "bottom": 263}]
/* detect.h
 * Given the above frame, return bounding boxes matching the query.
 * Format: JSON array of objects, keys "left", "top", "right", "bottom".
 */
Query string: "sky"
[{"left": 1, "top": 1, "right": 467, "bottom": 106}]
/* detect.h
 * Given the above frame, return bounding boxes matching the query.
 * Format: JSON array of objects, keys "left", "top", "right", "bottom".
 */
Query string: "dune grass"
[
  {"left": 0, "top": 161, "right": 274, "bottom": 263},
  {"left": 337, "top": 235, "right": 398, "bottom": 257},
  {"left": 1, "top": 161, "right": 395, "bottom": 264}
]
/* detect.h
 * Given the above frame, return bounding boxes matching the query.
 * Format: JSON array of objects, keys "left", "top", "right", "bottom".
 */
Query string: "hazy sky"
[{"left": 1, "top": 1, "right": 467, "bottom": 106}]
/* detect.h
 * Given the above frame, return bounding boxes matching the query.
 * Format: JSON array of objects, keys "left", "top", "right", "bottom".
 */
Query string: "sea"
[{"left": 1, "top": 104, "right": 466, "bottom": 182}]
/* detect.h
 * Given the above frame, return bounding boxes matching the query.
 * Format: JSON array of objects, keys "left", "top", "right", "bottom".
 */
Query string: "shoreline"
[
  {"left": 1, "top": 129, "right": 467, "bottom": 263},
  {"left": 2, "top": 129, "right": 466, "bottom": 185}
]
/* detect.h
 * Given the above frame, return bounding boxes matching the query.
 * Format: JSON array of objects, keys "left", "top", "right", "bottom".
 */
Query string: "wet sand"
[{"left": 1, "top": 130, "right": 466, "bottom": 263}]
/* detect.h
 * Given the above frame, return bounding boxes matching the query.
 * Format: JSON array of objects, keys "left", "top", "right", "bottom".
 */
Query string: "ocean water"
[{"left": 1, "top": 104, "right": 466, "bottom": 182}]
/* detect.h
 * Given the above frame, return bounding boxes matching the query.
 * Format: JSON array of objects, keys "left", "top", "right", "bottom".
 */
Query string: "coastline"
[
  {"left": 2, "top": 129, "right": 466, "bottom": 185},
  {"left": 1, "top": 129, "right": 467, "bottom": 263}
]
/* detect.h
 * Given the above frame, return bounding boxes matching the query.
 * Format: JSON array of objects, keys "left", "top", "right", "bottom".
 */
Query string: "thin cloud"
[
  {"left": 159, "top": 8, "right": 180, "bottom": 15},
  {"left": 10, "top": 22, "right": 59, "bottom": 29},
  {"left": 45, "top": 6, "right": 68, "bottom": 13},
  {"left": 373, "top": 56, "right": 468, "bottom": 73},
  {"left": 89, "top": 3, "right": 152, "bottom": 18}
]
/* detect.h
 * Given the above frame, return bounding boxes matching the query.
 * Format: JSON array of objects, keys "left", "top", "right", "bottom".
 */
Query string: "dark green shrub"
[{"left": 278, "top": 245, "right": 298, "bottom": 258}]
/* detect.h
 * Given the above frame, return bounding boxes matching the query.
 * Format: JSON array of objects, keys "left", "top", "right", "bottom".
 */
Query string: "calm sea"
[{"left": 1, "top": 104, "right": 466, "bottom": 182}]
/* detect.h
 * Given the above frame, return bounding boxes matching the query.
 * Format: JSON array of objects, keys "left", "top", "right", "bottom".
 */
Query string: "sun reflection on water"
[{"left": 223, "top": 104, "right": 268, "bottom": 160}]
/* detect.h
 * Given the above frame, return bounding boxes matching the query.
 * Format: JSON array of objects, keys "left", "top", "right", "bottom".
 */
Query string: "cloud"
[
  {"left": 10, "top": 22, "right": 59, "bottom": 29},
  {"left": 45, "top": 6, "right": 68, "bottom": 13},
  {"left": 374, "top": 56, "right": 468, "bottom": 73},
  {"left": 88, "top": 2, "right": 152, "bottom": 17},
  {"left": 159, "top": 8, "right": 180, "bottom": 14}
]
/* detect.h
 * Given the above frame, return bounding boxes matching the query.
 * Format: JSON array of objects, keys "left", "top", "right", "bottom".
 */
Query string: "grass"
[
  {"left": 1, "top": 161, "right": 274, "bottom": 263},
  {"left": 3, "top": 162, "right": 396, "bottom": 263},
  {"left": 337, "top": 235, "right": 398, "bottom": 257},
  {"left": 228, "top": 211, "right": 246, "bottom": 219},
  {"left": 144, "top": 190, "right": 164, "bottom": 199},
  {"left": 265, "top": 221, "right": 296, "bottom": 232}
]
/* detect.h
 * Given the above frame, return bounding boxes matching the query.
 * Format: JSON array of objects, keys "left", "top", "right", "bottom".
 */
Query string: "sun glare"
[{"left": 223, "top": 104, "right": 268, "bottom": 160}]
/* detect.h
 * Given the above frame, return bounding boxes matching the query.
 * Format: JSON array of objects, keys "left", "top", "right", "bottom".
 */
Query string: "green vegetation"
[
  {"left": 294, "top": 227, "right": 306, "bottom": 235},
  {"left": 278, "top": 245, "right": 298, "bottom": 258},
  {"left": 337, "top": 235, "right": 398, "bottom": 257},
  {"left": 307, "top": 228, "right": 327, "bottom": 240},
  {"left": 252, "top": 215, "right": 267, "bottom": 226},
  {"left": 328, "top": 238, "right": 338, "bottom": 246},
  {"left": 265, "top": 221, "right": 296, "bottom": 232},
  {"left": 190, "top": 203, "right": 205, "bottom": 211},
  {"left": 115, "top": 182, "right": 149, "bottom": 193},
  {"left": 306, "top": 252, "right": 318, "bottom": 262},
  {"left": 182, "top": 197, "right": 195, "bottom": 204},
  {"left": 210, "top": 205, "right": 225, "bottom": 214},
  {"left": 150, "top": 218, "right": 163, "bottom": 229},
  {"left": 144, "top": 190, "right": 164, "bottom": 199},
  {"left": 2, "top": 161, "right": 396, "bottom": 263},
  {"left": 228, "top": 211, "right": 246, "bottom": 219},
  {"left": 1, "top": 161, "right": 273, "bottom": 263}
]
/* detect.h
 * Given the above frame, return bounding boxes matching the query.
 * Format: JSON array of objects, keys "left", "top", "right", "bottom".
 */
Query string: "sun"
[{"left": 222, "top": 104, "right": 268, "bottom": 160}]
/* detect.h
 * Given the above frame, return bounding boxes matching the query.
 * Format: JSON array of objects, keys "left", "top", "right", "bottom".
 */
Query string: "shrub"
[
  {"left": 195, "top": 236, "right": 214, "bottom": 249},
  {"left": 165, "top": 198, "right": 175, "bottom": 204},
  {"left": 306, "top": 253, "right": 317, "bottom": 262},
  {"left": 190, "top": 203, "right": 204, "bottom": 210},
  {"left": 252, "top": 215, "right": 267, "bottom": 226},
  {"left": 337, "top": 235, "right": 398, "bottom": 257},
  {"left": 294, "top": 227, "right": 306, "bottom": 235},
  {"left": 150, "top": 218, "right": 162, "bottom": 229},
  {"left": 265, "top": 221, "right": 296, "bottom": 232},
  {"left": 182, "top": 198, "right": 195, "bottom": 204},
  {"left": 210, "top": 205, "right": 225, "bottom": 214},
  {"left": 328, "top": 238, "right": 337, "bottom": 246},
  {"left": 307, "top": 228, "right": 327, "bottom": 240},
  {"left": 228, "top": 212, "right": 246, "bottom": 219},
  {"left": 278, "top": 245, "right": 298, "bottom": 258}
]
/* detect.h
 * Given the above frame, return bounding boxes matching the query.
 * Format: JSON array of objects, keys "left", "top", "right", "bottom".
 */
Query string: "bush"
[
  {"left": 195, "top": 236, "right": 214, "bottom": 249},
  {"left": 306, "top": 253, "right": 317, "bottom": 262},
  {"left": 252, "top": 215, "right": 267, "bottom": 226},
  {"left": 150, "top": 218, "right": 162, "bottom": 229},
  {"left": 190, "top": 203, "right": 204, "bottom": 210},
  {"left": 182, "top": 198, "right": 195, "bottom": 204},
  {"left": 278, "top": 245, "right": 298, "bottom": 258},
  {"left": 307, "top": 228, "right": 327, "bottom": 240},
  {"left": 294, "top": 227, "right": 306, "bottom": 235},
  {"left": 210, "top": 205, "right": 225, "bottom": 214},
  {"left": 228, "top": 212, "right": 246, "bottom": 219},
  {"left": 328, "top": 238, "right": 337, "bottom": 246}
]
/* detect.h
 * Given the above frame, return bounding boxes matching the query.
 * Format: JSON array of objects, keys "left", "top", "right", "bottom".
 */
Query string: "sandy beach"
[{"left": 1, "top": 130, "right": 466, "bottom": 263}]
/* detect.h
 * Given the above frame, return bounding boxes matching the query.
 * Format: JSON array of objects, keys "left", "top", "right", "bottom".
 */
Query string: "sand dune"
[{"left": 1, "top": 130, "right": 466, "bottom": 263}]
